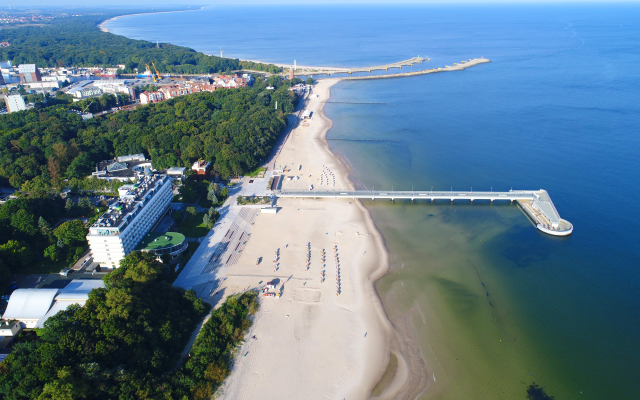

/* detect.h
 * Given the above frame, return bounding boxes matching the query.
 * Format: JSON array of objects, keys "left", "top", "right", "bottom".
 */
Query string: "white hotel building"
[{"left": 87, "top": 174, "right": 172, "bottom": 268}]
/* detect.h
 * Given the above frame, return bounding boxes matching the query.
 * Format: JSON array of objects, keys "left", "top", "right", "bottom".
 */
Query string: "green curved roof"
[{"left": 136, "top": 232, "right": 186, "bottom": 251}]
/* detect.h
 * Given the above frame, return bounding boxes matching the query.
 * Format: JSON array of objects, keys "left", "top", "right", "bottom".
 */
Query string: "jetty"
[
  {"left": 277, "top": 189, "right": 572, "bottom": 236},
  {"left": 340, "top": 58, "right": 490, "bottom": 80}
]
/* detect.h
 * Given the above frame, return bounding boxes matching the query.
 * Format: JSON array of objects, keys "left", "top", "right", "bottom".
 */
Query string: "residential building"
[
  {"left": 212, "top": 74, "right": 247, "bottom": 89},
  {"left": 140, "top": 90, "right": 164, "bottom": 104},
  {"left": 100, "top": 84, "right": 135, "bottom": 98},
  {"left": 87, "top": 174, "right": 173, "bottom": 268},
  {"left": 4, "top": 94, "right": 26, "bottom": 113},
  {"left": 242, "top": 73, "right": 254, "bottom": 85},
  {"left": 160, "top": 85, "right": 194, "bottom": 99},
  {"left": 93, "top": 79, "right": 135, "bottom": 98},
  {"left": 27, "top": 81, "right": 60, "bottom": 90},
  {"left": 18, "top": 64, "right": 42, "bottom": 83},
  {"left": 192, "top": 160, "right": 211, "bottom": 176},
  {"left": 72, "top": 86, "right": 102, "bottom": 100}
]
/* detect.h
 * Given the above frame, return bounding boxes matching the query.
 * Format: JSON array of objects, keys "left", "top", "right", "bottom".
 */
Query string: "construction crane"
[
  {"left": 152, "top": 62, "right": 162, "bottom": 81},
  {"left": 145, "top": 64, "right": 158, "bottom": 83},
  {"left": 82, "top": 101, "right": 94, "bottom": 113}
]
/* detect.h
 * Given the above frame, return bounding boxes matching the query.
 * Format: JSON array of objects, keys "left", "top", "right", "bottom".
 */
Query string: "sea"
[{"left": 105, "top": 4, "right": 640, "bottom": 399}]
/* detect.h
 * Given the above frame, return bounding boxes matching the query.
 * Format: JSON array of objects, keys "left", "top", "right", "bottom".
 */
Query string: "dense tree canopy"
[
  {"left": 0, "top": 252, "right": 259, "bottom": 399},
  {"left": 0, "top": 14, "right": 282, "bottom": 74},
  {"left": 0, "top": 193, "right": 92, "bottom": 290},
  {"left": 0, "top": 81, "right": 296, "bottom": 188}
]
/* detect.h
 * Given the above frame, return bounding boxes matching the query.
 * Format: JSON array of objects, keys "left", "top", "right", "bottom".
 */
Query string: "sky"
[{"left": 3, "top": 0, "right": 637, "bottom": 8}]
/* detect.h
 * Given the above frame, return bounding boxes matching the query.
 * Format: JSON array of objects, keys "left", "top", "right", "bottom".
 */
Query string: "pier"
[{"left": 276, "top": 189, "right": 573, "bottom": 236}]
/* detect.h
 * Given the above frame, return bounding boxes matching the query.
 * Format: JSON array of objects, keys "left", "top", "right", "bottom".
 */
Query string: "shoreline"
[
  {"left": 318, "top": 81, "right": 430, "bottom": 399},
  {"left": 210, "top": 79, "right": 426, "bottom": 399},
  {"left": 98, "top": 6, "right": 210, "bottom": 33},
  {"left": 98, "top": 8, "right": 431, "bottom": 395}
]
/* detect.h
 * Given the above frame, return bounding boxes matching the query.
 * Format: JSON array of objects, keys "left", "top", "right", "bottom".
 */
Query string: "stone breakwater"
[{"left": 336, "top": 58, "right": 491, "bottom": 80}]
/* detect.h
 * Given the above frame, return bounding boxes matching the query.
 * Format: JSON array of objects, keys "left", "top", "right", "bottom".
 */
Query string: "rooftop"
[
  {"left": 1, "top": 279, "right": 105, "bottom": 329},
  {"left": 166, "top": 167, "right": 187, "bottom": 175},
  {"left": 18, "top": 64, "right": 37, "bottom": 73},
  {"left": 90, "top": 174, "right": 169, "bottom": 233},
  {"left": 136, "top": 232, "right": 186, "bottom": 251},
  {"left": 94, "top": 155, "right": 152, "bottom": 179}
]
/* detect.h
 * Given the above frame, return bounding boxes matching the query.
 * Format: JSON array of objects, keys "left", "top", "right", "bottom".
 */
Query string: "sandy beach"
[
  {"left": 205, "top": 79, "right": 424, "bottom": 399},
  {"left": 98, "top": 7, "right": 208, "bottom": 33}
]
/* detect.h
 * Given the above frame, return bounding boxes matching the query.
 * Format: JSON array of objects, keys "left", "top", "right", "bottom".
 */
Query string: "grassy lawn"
[
  {"left": 245, "top": 166, "right": 266, "bottom": 178},
  {"left": 177, "top": 212, "right": 209, "bottom": 238}
]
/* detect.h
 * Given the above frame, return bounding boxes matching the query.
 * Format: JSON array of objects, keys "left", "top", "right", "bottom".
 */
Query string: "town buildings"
[
  {"left": 92, "top": 154, "right": 154, "bottom": 182},
  {"left": 92, "top": 79, "right": 136, "bottom": 97},
  {"left": 86, "top": 174, "right": 173, "bottom": 268},
  {"left": 137, "top": 74, "right": 252, "bottom": 105},
  {"left": 18, "top": 64, "right": 42, "bottom": 83},
  {"left": 4, "top": 94, "right": 26, "bottom": 113},
  {"left": 192, "top": 160, "right": 211, "bottom": 177},
  {"left": 27, "top": 81, "right": 59, "bottom": 90},
  {"left": 140, "top": 90, "right": 164, "bottom": 104}
]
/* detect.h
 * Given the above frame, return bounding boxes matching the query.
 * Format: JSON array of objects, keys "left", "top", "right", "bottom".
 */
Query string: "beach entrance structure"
[{"left": 276, "top": 189, "right": 573, "bottom": 236}]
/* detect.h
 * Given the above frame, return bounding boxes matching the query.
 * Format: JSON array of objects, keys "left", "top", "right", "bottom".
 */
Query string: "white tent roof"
[
  {"left": 2, "top": 280, "right": 104, "bottom": 325},
  {"left": 2, "top": 289, "right": 58, "bottom": 320},
  {"left": 54, "top": 292, "right": 90, "bottom": 301},
  {"left": 60, "top": 279, "right": 104, "bottom": 293},
  {"left": 36, "top": 300, "right": 88, "bottom": 329}
]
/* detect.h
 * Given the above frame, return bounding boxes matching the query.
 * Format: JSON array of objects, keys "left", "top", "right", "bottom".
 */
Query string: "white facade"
[
  {"left": 87, "top": 175, "right": 172, "bottom": 268},
  {"left": 28, "top": 81, "right": 60, "bottom": 90},
  {"left": 101, "top": 84, "right": 135, "bottom": 98},
  {"left": 4, "top": 94, "right": 26, "bottom": 113},
  {"left": 140, "top": 91, "right": 164, "bottom": 104},
  {"left": 74, "top": 87, "right": 102, "bottom": 99},
  {"left": 2, "top": 280, "right": 104, "bottom": 330}
]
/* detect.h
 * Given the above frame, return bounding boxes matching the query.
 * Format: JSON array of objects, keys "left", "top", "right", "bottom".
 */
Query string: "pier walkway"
[{"left": 276, "top": 189, "right": 573, "bottom": 236}]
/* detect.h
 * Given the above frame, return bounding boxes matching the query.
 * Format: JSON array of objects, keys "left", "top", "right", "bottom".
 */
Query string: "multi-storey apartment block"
[{"left": 86, "top": 174, "right": 172, "bottom": 268}]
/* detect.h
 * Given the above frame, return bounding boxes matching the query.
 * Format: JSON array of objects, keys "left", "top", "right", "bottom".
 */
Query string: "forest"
[
  {"left": 0, "top": 76, "right": 297, "bottom": 190},
  {"left": 0, "top": 14, "right": 282, "bottom": 74},
  {"left": 0, "top": 251, "right": 259, "bottom": 399},
  {"left": 0, "top": 76, "right": 297, "bottom": 289}
]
